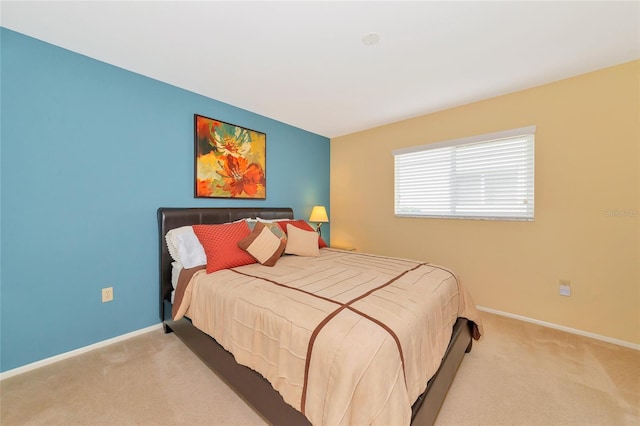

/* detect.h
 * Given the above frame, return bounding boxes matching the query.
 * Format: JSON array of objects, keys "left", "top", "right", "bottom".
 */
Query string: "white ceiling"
[{"left": 2, "top": 1, "right": 639, "bottom": 138}]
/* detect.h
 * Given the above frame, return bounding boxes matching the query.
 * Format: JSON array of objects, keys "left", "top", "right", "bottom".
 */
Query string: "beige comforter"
[{"left": 174, "top": 249, "right": 482, "bottom": 425}]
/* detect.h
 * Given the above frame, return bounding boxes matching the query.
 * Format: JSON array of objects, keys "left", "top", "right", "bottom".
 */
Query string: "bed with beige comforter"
[{"left": 173, "top": 248, "right": 482, "bottom": 425}]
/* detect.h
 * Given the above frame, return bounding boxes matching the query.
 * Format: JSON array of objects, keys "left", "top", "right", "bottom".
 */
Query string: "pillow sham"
[
  {"left": 285, "top": 223, "right": 320, "bottom": 257},
  {"left": 277, "top": 220, "right": 327, "bottom": 248},
  {"left": 192, "top": 221, "right": 256, "bottom": 273},
  {"left": 238, "top": 222, "right": 286, "bottom": 266},
  {"left": 165, "top": 226, "right": 207, "bottom": 268}
]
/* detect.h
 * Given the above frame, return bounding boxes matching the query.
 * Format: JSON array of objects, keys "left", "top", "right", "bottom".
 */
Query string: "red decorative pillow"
[
  {"left": 192, "top": 221, "right": 256, "bottom": 273},
  {"left": 277, "top": 220, "right": 327, "bottom": 248}
]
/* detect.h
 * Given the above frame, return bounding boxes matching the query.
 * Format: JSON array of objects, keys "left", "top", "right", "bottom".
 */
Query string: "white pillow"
[
  {"left": 234, "top": 217, "right": 256, "bottom": 223},
  {"left": 285, "top": 224, "right": 320, "bottom": 257},
  {"left": 165, "top": 226, "right": 207, "bottom": 268},
  {"left": 256, "top": 217, "right": 290, "bottom": 223}
]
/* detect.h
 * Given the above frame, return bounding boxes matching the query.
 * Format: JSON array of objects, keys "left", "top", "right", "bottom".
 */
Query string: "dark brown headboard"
[{"left": 157, "top": 207, "right": 294, "bottom": 322}]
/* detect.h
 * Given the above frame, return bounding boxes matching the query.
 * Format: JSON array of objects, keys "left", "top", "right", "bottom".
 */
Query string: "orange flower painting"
[{"left": 194, "top": 114, "right": 266, "bottom": 199}]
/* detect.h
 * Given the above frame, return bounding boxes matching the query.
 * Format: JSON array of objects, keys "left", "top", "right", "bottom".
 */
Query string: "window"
[{"left": 393, "top": 126, "right": 535, "bottom": 221}]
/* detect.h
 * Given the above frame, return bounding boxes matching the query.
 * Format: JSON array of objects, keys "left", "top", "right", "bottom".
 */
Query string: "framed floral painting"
[{"left": 194, "top": 114, "right": 266, "bottom": 199}]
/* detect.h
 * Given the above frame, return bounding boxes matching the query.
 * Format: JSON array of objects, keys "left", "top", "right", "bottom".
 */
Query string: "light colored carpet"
[
  {"left": 1, "top": 312, "right": 638, "bottom": 425},
  {"left": 435, "top": 313, "right": 639, "bottom": 426}
]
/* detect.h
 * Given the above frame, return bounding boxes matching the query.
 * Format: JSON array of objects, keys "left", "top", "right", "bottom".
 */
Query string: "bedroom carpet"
[{"left": 1, "top": 312, "right": 638, "bottom": 426}]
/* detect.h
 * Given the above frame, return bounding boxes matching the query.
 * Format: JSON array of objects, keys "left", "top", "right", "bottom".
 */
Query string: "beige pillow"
[
  {"left": 285, "top": 223, "right": 320, "bottom": 257},
  {"left": 238, "top": 223, "right": 286, "bottom": 266}
]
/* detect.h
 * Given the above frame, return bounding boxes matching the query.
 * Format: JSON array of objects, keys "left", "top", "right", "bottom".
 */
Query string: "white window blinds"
[{"left": 393, "top": 126, "right": 535, "bottom": 221}]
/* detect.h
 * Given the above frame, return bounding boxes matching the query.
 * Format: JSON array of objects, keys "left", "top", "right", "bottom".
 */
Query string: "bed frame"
[{"left": 158, "top": 207, "right": 473, "bottom": 426}]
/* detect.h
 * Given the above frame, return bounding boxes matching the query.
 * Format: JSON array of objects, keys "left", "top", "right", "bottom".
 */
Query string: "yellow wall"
[{"left": 331, "top": 60, "right": 640, "bottom": 345}]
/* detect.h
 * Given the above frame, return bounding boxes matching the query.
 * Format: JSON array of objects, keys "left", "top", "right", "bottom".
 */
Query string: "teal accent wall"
[{"left": 0, "top": 28, "right": 330, "bottom": 372}]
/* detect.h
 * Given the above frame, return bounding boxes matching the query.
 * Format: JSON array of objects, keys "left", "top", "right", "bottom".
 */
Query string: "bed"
[{"left": 158, "top": 207, "right": 481, "bottom": 425}]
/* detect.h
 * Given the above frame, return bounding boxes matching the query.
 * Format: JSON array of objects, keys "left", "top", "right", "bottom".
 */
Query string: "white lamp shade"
[{"left": 309, "top": 205, "right": 329, "bottom": 223}]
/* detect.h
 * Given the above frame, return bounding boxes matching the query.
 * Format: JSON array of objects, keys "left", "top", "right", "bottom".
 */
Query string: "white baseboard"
[
  {"left": 477, "top": 306, "right": 640, "bottom": 351},
  {"left": 0, "top": 323, "right": 163, "bottom": 380}
]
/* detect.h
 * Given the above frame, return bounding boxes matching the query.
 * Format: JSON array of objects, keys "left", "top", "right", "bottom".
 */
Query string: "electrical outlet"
[
  {"left": 102, "top": 287, "right": 114, "bottom": 303},
  {"left": 559, "top": 280, "right": 571, "bottom": 297}
]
